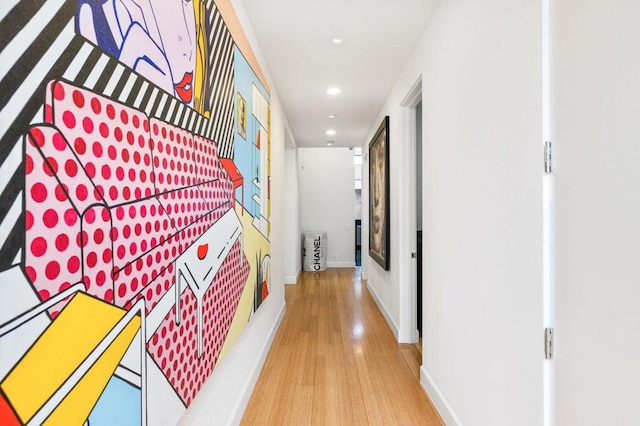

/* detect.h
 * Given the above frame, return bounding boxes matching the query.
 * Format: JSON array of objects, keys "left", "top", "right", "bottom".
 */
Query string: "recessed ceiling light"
[
  {"left": 330, "top": 36, "right": 347, "bottom": 46},
  {"left": 327, "top": 140, "right": 335, "bottom": 146},
  {"left": 326, "top": 130, "right": 336, "bottom": 136},
  {"left": 326, "top": 87, "right": 341, "bottom": 95},
  {"left": 328, "top": 114, "right": 337, "bottom": 119}
]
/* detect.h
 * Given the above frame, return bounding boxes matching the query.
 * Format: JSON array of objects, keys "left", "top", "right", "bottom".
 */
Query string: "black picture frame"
[{"left": 368, "top": 116, "right": 390, "bottom": 270}]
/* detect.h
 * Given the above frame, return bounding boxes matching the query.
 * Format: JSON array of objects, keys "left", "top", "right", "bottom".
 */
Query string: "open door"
[{"left": 553, "top": 1, "right": 640, "bottom": 423}]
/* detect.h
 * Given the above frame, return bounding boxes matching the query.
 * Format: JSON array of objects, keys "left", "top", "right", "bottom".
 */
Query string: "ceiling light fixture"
[
  {"left": 326, "top": 130, "right": 336, "bottom": 136},
  {"left": 328, "top": 114, "right": 337, "bottom": 119},
  {"left": 330, "top": 36, "right": 347, "bottom": 46},
  {"left": 326, "top": 87, "right": 341, "bottom": 95}
]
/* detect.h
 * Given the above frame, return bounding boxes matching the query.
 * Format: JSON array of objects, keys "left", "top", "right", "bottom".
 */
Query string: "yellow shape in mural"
[{"left": 1, "top": 293, "right": 140, "bottom": 425}]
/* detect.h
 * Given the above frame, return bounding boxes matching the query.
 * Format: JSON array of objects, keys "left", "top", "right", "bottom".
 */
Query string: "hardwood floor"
[{"left": 241, "top": 268, "right": 443, "bottom": 425}]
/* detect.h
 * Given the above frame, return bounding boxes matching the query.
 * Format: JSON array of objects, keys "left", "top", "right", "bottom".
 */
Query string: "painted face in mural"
[
  {"left": 152, "top": 0, "right": 197, "bottom": 104},
  {"left": 77, "top": 0, "right": 197, "bottom": 106}
]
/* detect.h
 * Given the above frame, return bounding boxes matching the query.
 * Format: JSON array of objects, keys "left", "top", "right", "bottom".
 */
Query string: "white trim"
[
  {"left": 398, "top": 75, "right": 423, "bottom": 345},
  {"left": 227, "top": 300, "right": 286, "bottom": 426},
  {"left": 400, "top": 76, "right": 423, "bottom": 108},
  {"left": 421, "top": 365, "right": 463, "bottom": 426},
  {"left": 284, "top": 268, "right": 301, "bottom": 285},
  {"left": 327, "top": 261, "right": 356, "bottom": 268},
  {"left": 398, "top": 324, "right": 419, "bottom": 343},
  {"left": 367, "top": 282, "right": 399, "bottom": 340}
]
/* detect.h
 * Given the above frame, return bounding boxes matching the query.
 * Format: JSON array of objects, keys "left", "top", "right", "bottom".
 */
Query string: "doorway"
[
  {"left": 399, "top": 76, "right": 422, "bottom": 345},
  {"left": 354, "top": 148, "right": 363, "bottom": 266},
  {"left": 414, "top": 101, "right": 423, "bottom": 337}
]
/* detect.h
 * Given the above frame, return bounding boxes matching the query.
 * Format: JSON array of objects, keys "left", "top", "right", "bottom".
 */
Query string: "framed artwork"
[
  {"left": 369, "top": 116, "right": 390, "bottom": 270},
  {"left": 237, "top": 93, "right": 247, "bottom": 139}
]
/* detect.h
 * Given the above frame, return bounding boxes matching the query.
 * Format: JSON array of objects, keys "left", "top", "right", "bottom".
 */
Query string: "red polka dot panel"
[
  {"left": 147, "top": 241, "right": 249, "bottom": 406},
  {"left": 197, "top": 181, "right": 233, "bottom": 215},
  {"left": 193, "top": 135, "right": 220, "bottom": 184},
  {"left": 110, "top": 198, "right": 179, "bottom": 295},
  {"left": 150, "top": 119, "right": 196, "bottom": 194},
  {"left": 177, "top": 215, "right": 215, "bottom": 254},
  {"left": 157, "top": 188, "right": 213, "bottom": 243},
  {"left": 119, "top": 261, "right": 176, "bottom": 313},
  {"left": 25, "top": 127, "right": 83, "bottom": 306},
  {"left": 48, "top": 81, "right": 153, "bottom": 205},
  {"left": 80, "top": 205, "right": 114, "bottom": 303}
]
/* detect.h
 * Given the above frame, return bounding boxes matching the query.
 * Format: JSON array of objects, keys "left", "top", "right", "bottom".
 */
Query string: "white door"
[
  {"left": 418, "top": 2, "right": 546, "bottom": 423},
  {"left": 553, "top": 1, "right": 640, "bottom": 424}
]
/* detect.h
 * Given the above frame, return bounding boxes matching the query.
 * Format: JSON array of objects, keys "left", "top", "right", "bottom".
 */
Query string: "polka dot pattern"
[
  {"left": 121, "top": 261, "right": 176, "bottom": 314},
  {"left": 48, "top": 80, "right": 154, "bottom": 205},
  {"left": 80, "top": 205, "right": 114, "bottom": 303},
  {"left": 193, "top": 135, "right": 220, "bottom": 183},
  {"left": 110, "top": 198, "right": 179, "bottom": 306},
  {"left": 147, "top": 241, "right": 249, "bottom": 405},
  {"left": 158, "top": 188, "right": 215, "bottom": 251},
  {"left": 30, "top": 80, "right": 256, "bottom": 408},
  {"left": 25, "top": 126, "right": 84, "bottom": 307},
  {"left": 150, "top": 119, "right": 196, "bottom": 194},
  {"left": 178, "top": 216, "right": 213, "bottom": 254}
]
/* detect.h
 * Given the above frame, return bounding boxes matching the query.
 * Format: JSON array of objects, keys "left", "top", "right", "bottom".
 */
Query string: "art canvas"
[
  {"left": 369, "top": 116, "right": 390, "bottom": 270},
  {"left": 0, "top": 0, "right": 271, "bottom": 424}
]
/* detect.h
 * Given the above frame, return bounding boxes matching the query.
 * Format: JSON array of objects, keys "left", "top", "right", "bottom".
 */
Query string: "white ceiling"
[{"left": 241, "top": 0, "right": 437, "bottom": 148}]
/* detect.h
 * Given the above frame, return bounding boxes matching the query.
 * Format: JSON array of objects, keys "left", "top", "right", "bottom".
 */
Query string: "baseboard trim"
[
  {"left": 327, "top": 261, "right": 356, "bottom": 268},
  {"left": 228, "top": 300, "right": 286, "bottom": 425},
  {"left": 284, "top": 268, "right": 301, "bottom": 284},
  {"left": 420, "top": 365, "right": 463, "bottom": 426},
  {"left": 366, "top": 282, "right": 399, "bottom": 340}
]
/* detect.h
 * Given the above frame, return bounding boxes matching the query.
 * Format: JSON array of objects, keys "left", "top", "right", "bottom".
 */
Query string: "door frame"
[{"left": 398, "top": 76, "right": 422, "bottom": 344}]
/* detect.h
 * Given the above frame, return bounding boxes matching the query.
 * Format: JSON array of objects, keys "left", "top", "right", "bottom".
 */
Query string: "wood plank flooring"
[{"left": 241, "top": 268, "right": 443, "bottom": 425}]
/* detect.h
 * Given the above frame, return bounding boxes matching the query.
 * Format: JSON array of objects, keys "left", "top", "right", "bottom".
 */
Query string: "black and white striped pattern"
[
  {"left": 204, "top": 0, "right": 236, "bottom": 159},
  {"left": 0, "top": 0, "right": 78, "bottom": 271},
  {"left": 0, "top": 0, "right": 237, "bottom": 271}
]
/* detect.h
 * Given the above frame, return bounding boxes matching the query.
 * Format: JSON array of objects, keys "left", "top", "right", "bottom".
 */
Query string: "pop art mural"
[{"left": 0, "top": 1, "right": 271, "bottom": 424}]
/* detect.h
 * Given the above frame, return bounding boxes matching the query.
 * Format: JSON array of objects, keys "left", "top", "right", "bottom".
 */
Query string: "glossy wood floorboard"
[{"left": 241, "top": 268, "right": 443, "bottom": 425}]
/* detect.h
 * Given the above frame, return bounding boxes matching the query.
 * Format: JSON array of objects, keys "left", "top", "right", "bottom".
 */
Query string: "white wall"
[
  {"left": 179, "top": 1, "right": 287, "bottom": 424},
  {"left": 298, "top": 148, "right": 356, "bottom": 268},
  {"left": 363, "top": 0, "right": 545, "bottom": 424},
  {"left": 553, "top": 1, "right": 640, "bottom": 424},
  {"left": 283, "top": 144, "right": 301, "bottom": 284}
]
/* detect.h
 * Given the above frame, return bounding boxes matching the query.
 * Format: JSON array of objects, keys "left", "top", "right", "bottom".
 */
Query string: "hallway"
[{"left": 242, "top": 269, "right": 442, "bottom": 425}]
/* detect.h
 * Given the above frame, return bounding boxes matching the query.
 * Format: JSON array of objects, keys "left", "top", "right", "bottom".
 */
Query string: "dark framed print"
[
  {"left": 237, "top": 93, "right": 247, "bottom": 139},
  {"left": 369, "top": 116, "right": 390, "bottom": 270}
]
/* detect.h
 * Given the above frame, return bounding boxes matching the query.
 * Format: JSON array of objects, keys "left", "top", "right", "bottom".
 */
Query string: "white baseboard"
[
  {"left": 397, "top": 327, "right": 421, "bottom": 344},
  {"left": 420, "top": 365, "right": 463, "bottom": 426},
  {"left": 366, "top": 282, "right": 399, "bottom": 340},
  {"left": 284, "top": 268, "right": 301, "bottom": 285},
  {"left": 228, "top": 300, "right": 286, "bottom": 426},
  {"left": 327, "top": 261, "right": 356, "bottom": 268}
]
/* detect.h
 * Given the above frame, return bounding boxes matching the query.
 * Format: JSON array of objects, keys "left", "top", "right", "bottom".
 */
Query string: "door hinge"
[
  {"left": 544, "top": 327, "right": 554, "bottom": 360},
  {"left": 544, "top": 141, "right": 553, "bottom": 174}
]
